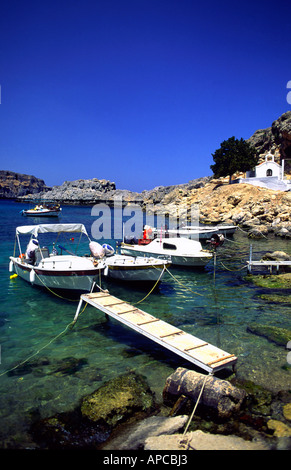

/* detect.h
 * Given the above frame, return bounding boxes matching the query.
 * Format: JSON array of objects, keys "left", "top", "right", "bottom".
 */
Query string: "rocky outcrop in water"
[
  {"left": 18, "top": 178, "right": 118, "bottom": 205},
  {"left": 0, "top": 170, "right": 49, "bottom": 198}
]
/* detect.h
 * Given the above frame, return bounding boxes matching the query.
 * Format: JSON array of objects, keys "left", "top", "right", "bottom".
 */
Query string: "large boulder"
[{"left": 80, "top": 372, "right": 155, "bottom": 427}]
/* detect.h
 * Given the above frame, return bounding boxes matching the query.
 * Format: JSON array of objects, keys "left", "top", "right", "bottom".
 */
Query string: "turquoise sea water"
[{"left": 0, "top": 199, "right": 290, "bottom": 448}]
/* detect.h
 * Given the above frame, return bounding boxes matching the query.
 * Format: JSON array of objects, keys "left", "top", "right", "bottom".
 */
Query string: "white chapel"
[{"left": 236, "top": 153, "right": 291, "bottom": 191}]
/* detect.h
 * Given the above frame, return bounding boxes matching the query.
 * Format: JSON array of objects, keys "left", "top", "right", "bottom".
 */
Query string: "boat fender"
[
  {"left": 10, "top": 274, "right": 18, "bottom": 279},
  {"left": 102, "top": 244, "right": 115, "bottom": 257},
  {"left": 29, "top": 269, "right": 35, "bottom": 284},
  {"left": 9, "top": 260, "right": 14, "bottom": 272},
  {"left": 104, "top": 265, "right": 109, "bottom": 276},
  {"left": 89, "top": 241, "right": 105, "bottom": 259}
]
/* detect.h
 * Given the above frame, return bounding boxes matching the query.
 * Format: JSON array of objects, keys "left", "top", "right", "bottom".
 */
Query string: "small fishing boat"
[
  {"left": 120, "top": 237, "right": 213, "bottom": 267},
  {"left": 20, "top": 203, "right": 62, "bottom": 217},
  {"left": 104, "top": 255, "right": 170, "bottom": 283},
  {"left": 9, "top": 224, "right": 105, "bottom": 292},
  {"left": 101, "top": 243, "right": 170, "bottom": 283}
]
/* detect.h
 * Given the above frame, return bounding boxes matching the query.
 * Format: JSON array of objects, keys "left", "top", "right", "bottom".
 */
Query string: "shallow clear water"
[{"left": 0, "top": 200, "right": 290, "bottom": 448}]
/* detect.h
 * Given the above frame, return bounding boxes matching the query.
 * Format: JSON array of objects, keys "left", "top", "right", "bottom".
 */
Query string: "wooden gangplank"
[{"left": 73, "top": 291, "right": 237, "bottom": 374}]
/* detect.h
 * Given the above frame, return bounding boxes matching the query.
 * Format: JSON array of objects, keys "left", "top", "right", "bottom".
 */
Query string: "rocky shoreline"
[
  {"left": 0, "top": 111, "right": 288, "bottom": 234},
  {"left": 27, "top": 366, "right": 291, "bottom": 451},
  {"left": 13, "top": 177, "right": 291, "bottom": 238},
  {"left": 5, "top": 110, "right": 291, "bottom": 235}
]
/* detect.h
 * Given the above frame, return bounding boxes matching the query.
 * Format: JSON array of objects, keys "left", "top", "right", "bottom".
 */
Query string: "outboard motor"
[{"left": 209, "top": 233, "right": 224, "bottom": 249}]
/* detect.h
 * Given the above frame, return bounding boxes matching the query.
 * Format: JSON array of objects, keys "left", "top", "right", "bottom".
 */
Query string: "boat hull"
[
  {"left": 152, "top": 225, "right": 236, "bottom": 240},
  {"left": 10, "top": 256, "right": 102, "bottom": 292},
  {"left": 104, "top": 256, "right": 170, "bottom": 282},
  {"left": 120, "top": 245, "right": 212, "bottom": 267},
  {"left": 22, "top": 210, "right": 61, "bottom": 217}
]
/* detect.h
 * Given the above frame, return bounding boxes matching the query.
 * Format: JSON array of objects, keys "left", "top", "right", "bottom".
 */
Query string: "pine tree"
[{"left": 210, "top": 137, "right": 259, "bottom": 184}]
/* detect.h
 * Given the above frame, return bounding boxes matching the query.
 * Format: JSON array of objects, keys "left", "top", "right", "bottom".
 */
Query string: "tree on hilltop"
[{"left": 210, "top": 136, "right": 259, "bottom": 184}]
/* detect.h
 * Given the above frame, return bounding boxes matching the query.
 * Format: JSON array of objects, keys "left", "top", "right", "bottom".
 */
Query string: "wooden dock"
[
  {"left": 73, "top": 291, "right": 237, "bottom": 374},
  {"left": 247, "top": 260, "right": 291, "bottom": 273},
  {"left": 247, "top": 244, "right": 291, "bottom": 273}
]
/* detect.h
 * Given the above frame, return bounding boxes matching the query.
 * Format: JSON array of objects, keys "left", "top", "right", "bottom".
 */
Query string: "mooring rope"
[
  {"left": 219, "top": 260, "right": 248, "bottom": 272},
  {"left": 178, "top": 373, "right": 210, "bottom": 449},
  {"left": 0, "top": 299, "right": 88, "bottom": 378},
  {"left": 0, "top": 321, "right": 74, "bottom": 378},
  {"left": 182, "top": 373, "right": 209, "bottom": 435},
  {"left": 132, "top": 265, "right": 166, "bottom": 305},
  {"left": 165, "top": 266, "right": 204, "bottom": 297},
  {"left": 33, "top": 271, "right": 80, "bottom": 301}
]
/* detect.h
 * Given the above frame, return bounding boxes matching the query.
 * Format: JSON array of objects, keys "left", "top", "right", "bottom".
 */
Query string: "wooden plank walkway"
[{"left": 73, "top": 291, "right": 237, "bottom": 374}]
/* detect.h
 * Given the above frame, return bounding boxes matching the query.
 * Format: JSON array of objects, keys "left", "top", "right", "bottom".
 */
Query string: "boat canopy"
[{"left": 16, "top": 223, "right": 90, "bottom": 238}]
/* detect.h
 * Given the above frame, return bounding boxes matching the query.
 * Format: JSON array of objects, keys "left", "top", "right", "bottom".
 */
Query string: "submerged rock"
[
  {"left": 31, "top": 410, "right": 111, "bottom": 449},
  {"left": 81, "top": 371, "right": 156, "bottom": 427},
  {"left": 247, "top": 323, "right": 291, "bottom": 347},
  {"left": 247, "top": 273, "right": 291, "bottom": 289},
  {"left": 50, "top": 356, "right": 88, "bottom": 376},
  {"left": 259, "top": 293, "right": 291, "bottom": 303},
  {"left": 31, "top": 371, "right": 156, "bottom": 449},
  {"left": 7, "top": 357, "right": 50, "bottom": 377}
]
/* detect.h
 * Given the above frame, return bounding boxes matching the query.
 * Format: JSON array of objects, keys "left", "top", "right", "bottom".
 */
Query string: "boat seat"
[{"left": 34, "top": 247, "right": 50, "bottom": 264}]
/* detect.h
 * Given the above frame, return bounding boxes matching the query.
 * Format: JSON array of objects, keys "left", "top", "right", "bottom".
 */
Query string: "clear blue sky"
[{"left": 1, "top": 0, "right": 290, "bottom": 192}]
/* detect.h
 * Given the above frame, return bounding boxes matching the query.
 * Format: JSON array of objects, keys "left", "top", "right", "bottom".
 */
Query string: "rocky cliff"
[
  {"left": 247, "top": 111, "right": 291, "bottom": 171},
  {"left": 0, "top": 171, "right": 49, "bottom": 198},
  {"left": 19, "top": 178, "right": 117, "bottom": 205}
]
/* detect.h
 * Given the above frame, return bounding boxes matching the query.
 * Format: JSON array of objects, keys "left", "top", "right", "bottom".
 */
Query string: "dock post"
[
  {"left": 248, "top": 244, "right": 252, "bottom": 273},
  {"left": 72, "top": 297, "right": 84, "bottom": 326}
]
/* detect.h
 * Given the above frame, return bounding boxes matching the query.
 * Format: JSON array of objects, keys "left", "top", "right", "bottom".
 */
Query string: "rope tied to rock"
[{"left": 179, "top": 373, "right": 210, "bottom": 449}]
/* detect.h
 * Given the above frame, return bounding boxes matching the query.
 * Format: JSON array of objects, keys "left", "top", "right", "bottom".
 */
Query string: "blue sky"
[{"left": 0, "top": 0, "right": 290, "bottom": 192}]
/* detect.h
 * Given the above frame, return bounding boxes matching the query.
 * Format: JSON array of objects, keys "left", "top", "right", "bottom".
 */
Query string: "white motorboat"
[
  {"left": 120, "top": 237, "right": 213, "bottom": 267},
  {"left": 151, "top": 224, "right": 236, "bottom": 240},
  {"left": 9, "top": 224, "right": 105, "bottom": 292},
  {"left": 20, "top": 204, "right": 62, "bottom": 217},
  {"left": 102, "top": 246, "right": 171, "bottom": 283}
]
